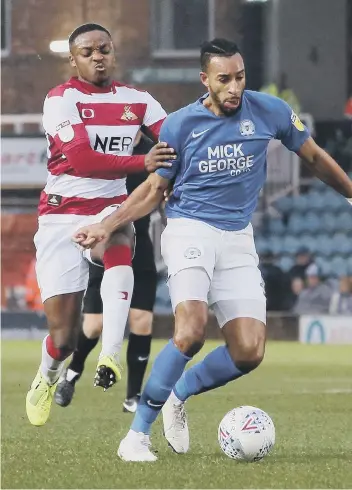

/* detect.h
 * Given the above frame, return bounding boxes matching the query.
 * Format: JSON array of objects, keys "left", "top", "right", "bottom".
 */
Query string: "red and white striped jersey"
[{"left": 39, "top": 77, "right": 166, "bottom": 221}]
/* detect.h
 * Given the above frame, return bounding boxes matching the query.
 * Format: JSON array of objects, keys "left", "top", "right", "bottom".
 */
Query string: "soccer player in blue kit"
[{"left": 73, "top": 39, "right": 352, "bottom": 461}]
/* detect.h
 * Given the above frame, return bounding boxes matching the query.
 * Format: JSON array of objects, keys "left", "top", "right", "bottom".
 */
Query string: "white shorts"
[
  {"left": 161, "top": 218, "right": 266, "bottom": 326},
  {"left": 34, "top": 205, "right": 119, "bottom": 303}
]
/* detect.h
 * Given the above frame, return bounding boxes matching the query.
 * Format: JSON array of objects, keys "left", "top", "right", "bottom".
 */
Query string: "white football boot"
[
  {"left": 117, "top": 430, "right": 157, "bottom": 462},
  {"left": 162, "top": 391, "right": 189, "bottom": 453}
]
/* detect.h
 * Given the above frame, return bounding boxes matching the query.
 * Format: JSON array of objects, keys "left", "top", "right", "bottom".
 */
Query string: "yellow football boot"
[
  {"left": 26, "top": 369, "right": 57, "bottom": 426},
  {"left": 94, "top": 355, "right": 122, "bottom": 391}
]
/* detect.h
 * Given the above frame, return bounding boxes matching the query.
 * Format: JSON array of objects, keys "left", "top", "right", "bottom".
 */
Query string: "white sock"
[
  {"left": 127, "top": 429, "right": 149, "bottom": 442},
  {"left": 66, "top": 368, "right": 79, "bottom": 382},
  {"left": 100, "top": 265, "right": 134, "bottom": 359},
  {"left": 127, "top": 429, "right": 139, "bottom": 438},
  {"left": 40, "top": 335, "right": 65, "bottom": 385},
  {"left": 170, "top": 390, "right": 183, "bottom": 405}
]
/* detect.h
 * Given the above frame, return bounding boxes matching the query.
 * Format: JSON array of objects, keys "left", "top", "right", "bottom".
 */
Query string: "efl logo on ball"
[{"left": 218, "top": 406, "right": 275, "bottom": 461}]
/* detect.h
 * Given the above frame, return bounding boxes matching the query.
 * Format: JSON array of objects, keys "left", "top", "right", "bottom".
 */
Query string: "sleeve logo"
[
  {"left": 56, "top": 120, "right": 74, "bottom": 143},
  {"left": 55, "top": 120, "right": 70, "bottom": 131},
  {"left": 291, "top": 111, "right": 305, "bottom": 131}
]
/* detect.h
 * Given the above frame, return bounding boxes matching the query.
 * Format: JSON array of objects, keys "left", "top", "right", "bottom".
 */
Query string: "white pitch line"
[{"left": 206, "top": 388, "right": 352, "bottom": 396}]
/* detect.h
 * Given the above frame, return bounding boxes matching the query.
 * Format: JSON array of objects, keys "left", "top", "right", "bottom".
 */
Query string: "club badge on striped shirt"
[{"left": 121, "top": 105, "right": 138, "bottom": 121}]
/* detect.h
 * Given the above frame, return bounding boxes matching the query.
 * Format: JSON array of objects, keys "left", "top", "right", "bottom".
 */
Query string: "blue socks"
[
  {"left": 131, "top": 339, "right": 191, "bottom": 434},
  {"left": 174, "top": 345, "right": 244, "bottom": 401},
  {"left": 130, "top": 343, "right": 244, "bottom": 434}
]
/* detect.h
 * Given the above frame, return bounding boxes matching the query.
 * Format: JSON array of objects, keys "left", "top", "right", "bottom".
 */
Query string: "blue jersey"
[{"left": 156, "top": 90, "right": 310, "bottom": 231}]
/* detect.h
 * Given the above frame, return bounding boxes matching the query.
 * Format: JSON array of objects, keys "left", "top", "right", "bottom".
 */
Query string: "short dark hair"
[
  {"left": 69, "top": 23, "right": 111, "bottom": 48},
  {"left": 200, "top": 38, "right": 241, "bottom": 71}
]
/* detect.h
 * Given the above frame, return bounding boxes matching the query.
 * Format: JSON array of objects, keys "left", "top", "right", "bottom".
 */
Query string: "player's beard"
[
  {"left": 92, "top": 69, "right": 112, "bottom": 87},
  {"left": 210, "top": 88, "right": 243, "bottom": 117}
]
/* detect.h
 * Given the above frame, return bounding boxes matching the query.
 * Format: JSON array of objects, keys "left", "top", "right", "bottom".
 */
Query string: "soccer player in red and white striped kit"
[{"left": 26, "top": 23, "right": 175, "bottom": 426}]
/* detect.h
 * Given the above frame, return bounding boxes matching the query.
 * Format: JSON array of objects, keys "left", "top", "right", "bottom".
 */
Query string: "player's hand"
[
  {"left": 144, "top": 142, "right": 176, "bottom": 173},
  {"left": 72, "top": 223, "right": 110, "bottom": 249}
]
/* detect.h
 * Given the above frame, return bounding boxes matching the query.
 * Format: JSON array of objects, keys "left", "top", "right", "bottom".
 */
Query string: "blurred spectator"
[
  {"left": 329, "top": 276, "right": 352, "bottom": 314},
  {"left": 259, "top": 252, "right": 290, "bottom": 311},
  {"left": 342, "top": 134, "right": 352, "bottom": 172},
  {"left": 260, "top": 72, "right": 301, "bottom": 115},
  {"left": 288, "top": 247, "right": 312, "bottom": 281},
  {"left": 344, "top": 95, "right": 352, "bottom": 120},
  {"left": 25, "top": 258, "right": 43, "bottom": 311},
  {"left": 293, "top": 263, "right": 332, "bottom": 314},
  {"left": 325, "top": 128, "right": 352, "bottom": 172},
  {"left": 5, "top": 286, "right": 27, "bottom": 312},
  {"left": 287, "top": 276, "right": 305, "bottom": 310}
]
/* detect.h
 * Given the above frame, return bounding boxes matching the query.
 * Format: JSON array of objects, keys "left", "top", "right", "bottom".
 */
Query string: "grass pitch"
[{"left": 1, "top": 340, "right": 352, "bottom": 489}]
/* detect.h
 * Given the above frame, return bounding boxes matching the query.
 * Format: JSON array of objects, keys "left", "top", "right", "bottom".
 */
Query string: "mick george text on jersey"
[{"left": 198, "top": 143, "right": 254, "bottom": 176}]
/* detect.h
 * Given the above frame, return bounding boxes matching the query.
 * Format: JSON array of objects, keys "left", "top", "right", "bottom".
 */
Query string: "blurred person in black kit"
[
  {"left": 288, "top": 247, "right": 313, "bottom": 281},
  {"left": 259, "top": 252, "right": 290, "bottom": 311},
  {"left": 54, "top": 131, "right": 159, "bottom": 413}
]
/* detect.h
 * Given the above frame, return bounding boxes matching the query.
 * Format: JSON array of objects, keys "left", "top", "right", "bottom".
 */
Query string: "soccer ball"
[{"left": 218, "top": 406, "right": 275, "bottom": 461}]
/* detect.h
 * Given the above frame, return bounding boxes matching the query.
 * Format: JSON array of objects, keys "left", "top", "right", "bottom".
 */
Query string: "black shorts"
[{"left": 82, "top": 233, "right": 157, "bottom": 314}]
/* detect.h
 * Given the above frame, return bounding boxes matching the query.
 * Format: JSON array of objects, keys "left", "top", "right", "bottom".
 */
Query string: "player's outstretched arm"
[
  {"left": 72, "top": 172, "right": 169, "bottom": 248},
  {"left": 104, "top": 172, "right": 169, "bottom": 229},
  {"left": 59, "top": 139, "right": 174, "bottom": 177},
  {"left": 298, "top": 137, "right": 352, "bottom": 200}
]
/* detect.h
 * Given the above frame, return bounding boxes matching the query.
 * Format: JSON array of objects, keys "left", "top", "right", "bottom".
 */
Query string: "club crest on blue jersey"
[{"left": 239, "top": 120, "right": 255, "bottom": 137}]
